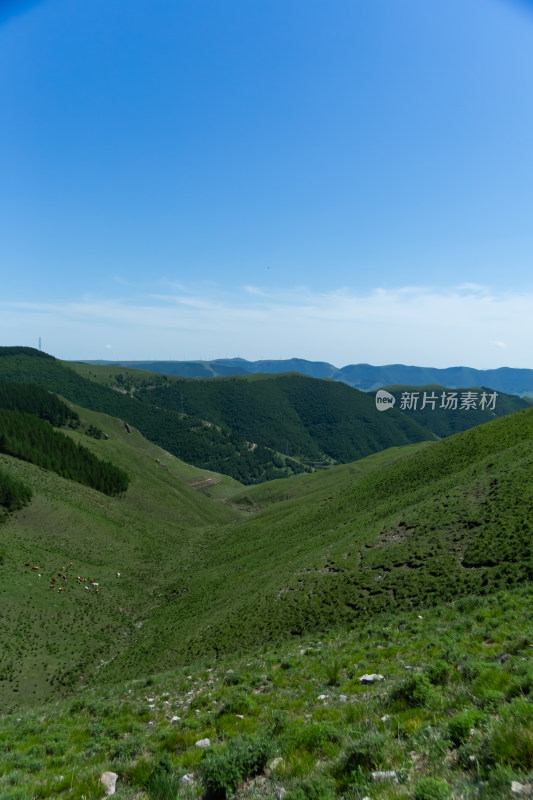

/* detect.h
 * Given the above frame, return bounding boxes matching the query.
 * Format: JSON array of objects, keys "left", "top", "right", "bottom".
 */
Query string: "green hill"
[
  {"left": 0, "top": 348, "right": 306, "bottom": 484},
  {"left": 0, "top": 388, "right": 531, "bottom": 711},
  {"left": 0, "top": 369, "right": 532, "bottom": 799},
  {"left": 106, "top": 406, "right": 532, "bottom": 685},
  {"left": 0, "top": 348, "right": 440, "bottom": 481},
  {"left": 71, "top": 361, "right": 437, "bottom": 466},
  {"left": 0, "top": 400, "right": 241, "bottom": 711}
]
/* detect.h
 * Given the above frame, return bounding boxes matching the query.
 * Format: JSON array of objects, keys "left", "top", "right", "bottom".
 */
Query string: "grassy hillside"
[
  {"left": 1, "top": 396, "right": 531, "bottom": 713},
  {"left": 1, "top": 585, "right": 532, "bottom": 800},
  {"left": 0, "top": 401, "right": 241, "bottom": 711},
  {"left": 104, "top": 406, "right": 532, "bottom": 685}
]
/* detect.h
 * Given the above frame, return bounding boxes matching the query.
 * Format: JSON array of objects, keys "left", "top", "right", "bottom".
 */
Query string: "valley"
[{"left": 0, "top": 347, "right": 531, "bottom": 799}]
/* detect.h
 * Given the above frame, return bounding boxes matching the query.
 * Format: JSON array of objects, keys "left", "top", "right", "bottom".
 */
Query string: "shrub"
[
  {"left": 485, "top": 721, "right": 533, "bottom": 771},
  {"left": 202, "top": 749, "right": 241, "bottom": 799},
  {"left": 413, "top": 776, "right": 451, "bottom": 800},
  {"left": 334, "top": 731, "right": 386, "bottom": 777},
  {"left": 201, "top": 734, "right": 273, "bottom": 799},
  {"left": 388, "top": 673, "right": 435, "bottom": 708},
  {"left": 231, "top": 734, "right": 273, "bottom": 777},
  {"left": 425, "top": 660, "right": 451, "bottom": 686},
  {"left": 324, "top": 657, "right": 342, "bottom": 686},
  {"left": 216, "top": 688, "right": 251, "bottom": 717},
  {"left": 267, "top": 708, "right": 289, "bottom": 735},
  {"left": 148, "top": 771, "right": 183, "bottom": 800},
  {"left": 474, "top": 689, "right": 506, "bottom": 712},
  {"left": 447, "top": 709, "right": 484, "bottom": 747}
]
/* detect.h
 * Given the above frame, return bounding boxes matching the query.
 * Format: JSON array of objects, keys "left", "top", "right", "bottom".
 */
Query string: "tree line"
[{"left": 0, "top": 409, "right": 129, "bottom": 497}]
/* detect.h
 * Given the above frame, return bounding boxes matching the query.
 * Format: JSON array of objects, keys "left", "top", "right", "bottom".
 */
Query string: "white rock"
[
  {"left": 339, "top": 694, "right": 348, "bottom": 702},
  {"left": 317, "top": 694, "right": 328, "bottom": 700},
  {"left": 511, "top": 782, "right": 529, "bottom": 795},
  {"left": 372, "top": 770, "right": 396, "bottom": 781},
  {"left": 236, "top": 714, "right": 244, "bottom": 719},
  {"left": 276, "top": 789, "right": 287, "bottom": 800},
  {"left": 195, "top": 738, "right": 211, "bottom": 748},
  {"left": 100, "top": 771, "right": 118, "bottom": 796},
  {"left": 359, "top": 673, "right": 385, "bottom": 683},
  {"left": 182, "top": 774, "right": 194, "bottom": 784},
  {"left": 170, "top": 715, "right": 180, "bottom": 723}
]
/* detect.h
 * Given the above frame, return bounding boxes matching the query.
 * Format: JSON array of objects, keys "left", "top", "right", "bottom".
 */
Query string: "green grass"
[
  {"left": 0, "top": 585, "right": 531, "bottom": 799},
  {"left": 0, "top": 357, "right": 532, "bottom": 797},
  {"left": 0, "top": 401, "right": 532, "bottom": 712}
]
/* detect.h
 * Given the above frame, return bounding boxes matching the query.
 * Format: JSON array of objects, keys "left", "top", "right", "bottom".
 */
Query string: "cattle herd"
[{"left": 23, "top": 561, "right": 118, "bottom": 595}]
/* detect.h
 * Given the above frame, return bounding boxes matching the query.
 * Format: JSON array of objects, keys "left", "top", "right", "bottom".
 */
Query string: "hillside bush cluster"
[
  {"left": 0, "top": 381, "right": 80, "bottom": 427},
  {"left": 0, "top": 465, "right": 32, "bottom": 515}
]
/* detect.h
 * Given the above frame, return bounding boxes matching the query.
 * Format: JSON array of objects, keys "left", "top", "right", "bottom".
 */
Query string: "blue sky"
[{"left": 1, "top": 0, "right": 532, "bottom": 367}]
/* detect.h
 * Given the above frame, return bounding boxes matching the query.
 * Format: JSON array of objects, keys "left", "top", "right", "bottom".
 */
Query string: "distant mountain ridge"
[{"left": 85, "top": 358, "right": 533, "bottom": 395}]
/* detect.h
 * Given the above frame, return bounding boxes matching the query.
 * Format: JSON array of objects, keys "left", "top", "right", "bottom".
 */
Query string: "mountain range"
[{"left": 85, "top": 358, "right": 533, "bottom": 395}]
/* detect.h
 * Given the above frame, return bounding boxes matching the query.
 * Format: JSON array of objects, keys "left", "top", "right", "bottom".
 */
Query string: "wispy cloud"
[{"left": 0, "top": 284, "right": 531, "bottom": 368}]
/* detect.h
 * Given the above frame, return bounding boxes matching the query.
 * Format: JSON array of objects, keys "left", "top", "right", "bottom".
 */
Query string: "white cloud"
[{"left": 0, "top": 284, "right": 531, "bottom": 368}]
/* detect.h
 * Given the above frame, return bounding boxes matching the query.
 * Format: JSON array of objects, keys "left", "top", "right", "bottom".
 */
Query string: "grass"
[
  {"left": 0, "top": 404, "right": 532, "bottom": 712},
  {"left": 0, "top": 585, "right": 531, "bottom": 799}
]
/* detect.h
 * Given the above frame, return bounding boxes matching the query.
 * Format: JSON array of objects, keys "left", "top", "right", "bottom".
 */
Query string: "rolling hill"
[
  {"left": 0, "top": 358, "right": 532, "bottom": 800},
  {"left": 0, "top": 374, "right": 531, "bottom": 711},
  {"left": 0, "top": 348, "right": 440, "bottom": 480}
]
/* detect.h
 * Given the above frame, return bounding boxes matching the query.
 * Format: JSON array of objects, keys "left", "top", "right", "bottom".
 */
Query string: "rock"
[
  {"left": 195, "top": 738, "right": 211, "bottom": 748},
  {"left": 511, "top": 782, "right": 532, "bottom": 795},
  {"left": 235, "top": 714, "right": 244, "bottom": 719},
  {"left": 381, "top": 715, "right": 390, "bottom": 722},
  {"left": 359, "top": 674, "right": 385, "bottom": 683},
  {"left": 339, "top": 694, "right": 348, "bottom": 702},
  {"left": 317, "top": 694, "right": 328, "bottom": 700},
  {"left": 170, "top": 715, "right": 180, "bottom": 723},
  {"left": 275, "top": 789, "right": 287, "bottom": 800},
  {"left": 371, "top": 770, "right": 397, "bottom": 781},
  {"left": 182, "top": 774, "right": 194, "bottom": 784},
  {"left": 100, "top": 771, "right": 118, "bottom": 796}
]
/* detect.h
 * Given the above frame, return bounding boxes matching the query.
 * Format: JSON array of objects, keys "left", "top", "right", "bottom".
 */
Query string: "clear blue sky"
[{"left": 1, "top": 0, "right": 532, "bottom": 367}]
